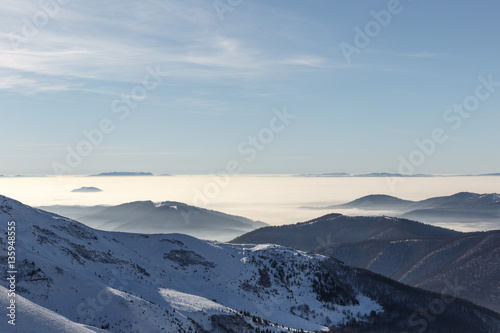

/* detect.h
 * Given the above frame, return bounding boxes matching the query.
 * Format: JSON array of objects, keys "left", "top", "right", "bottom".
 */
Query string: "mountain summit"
[
  {"left": 38, "top": 200, "right": 267, "bottom": 242},
  {"left": 233, "top": 213, "right": 500, "bottom": 313}
]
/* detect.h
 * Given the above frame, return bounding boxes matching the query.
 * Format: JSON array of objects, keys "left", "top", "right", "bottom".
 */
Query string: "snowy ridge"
[
  {"left": 0, "top": 195, "right": 381, "bottom": 333},
  {"left": 234, "top": 212, "right": 500, "bottom": 315}
]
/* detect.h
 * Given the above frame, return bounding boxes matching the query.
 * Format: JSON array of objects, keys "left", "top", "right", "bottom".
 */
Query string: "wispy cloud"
[
  {"left": 4, "top": 143, "right": 66, "bottom": 148},
  {"left": 0, "top": 73, "right": 78, "bottom": 93},
  {"left": 0, "top": 0, "right": 345, "bottom": 95},
  {"left": 394, "top": 51, "right": 448, "bottom": 59},
  {"left": 93, "top": 151, "right": 189, "bottom": 157},
  {"left": 281, "top": 55, "right": 329, "bottom": 67}
]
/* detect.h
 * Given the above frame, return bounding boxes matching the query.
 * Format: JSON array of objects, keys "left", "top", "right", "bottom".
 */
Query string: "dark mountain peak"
[
  {"left": 232, "top": 213, "right": 457, "bottom": 253},
  {"left": 350, "top": 194, "right": 413, "bottom": 204},
  {"left": 114, "top": 200, "right": 156, "bottom": 209},
  {"left": 155, "top": 201, "right": 191, "bottom": 209},
  {"left": 449, "top": 192, "right": 480, "bottom": 199},
  {"left": 299, "top": 213, "right": 343, "bottom": 225},
  {"left": 324, "top": 194, "right": 415, "bottom": 210}
]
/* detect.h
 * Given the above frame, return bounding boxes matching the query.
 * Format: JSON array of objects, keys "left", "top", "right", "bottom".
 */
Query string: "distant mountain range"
[
  {"left": 1, "top": 195, "right": 499, "bottom": 332},
  {"left": 1, "top": 172, "right": 499, "bottom": 178},
  {"left": 296, "top": 173, "right": 500, "bottom": 177},
  {"left": 88, "top": 172, "right": 155, "bottom": 177},
  {"left": 38, "top": 201, "right": 268, "bottom": 242},
  {"left": 297, "top": 172, "right": 435, "bottom": 177},
  {"left": 232, "top": 213, "right": 500, "bottom": 313},
  {"left": 0, "top": 175, "right": 48, "bottom": 177},
  {"left": 311, "top": 192, "right": 500, "bottom": 225}
]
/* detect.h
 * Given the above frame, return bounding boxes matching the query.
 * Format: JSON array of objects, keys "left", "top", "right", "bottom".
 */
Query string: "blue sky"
[{"left": 1, "top": 0, "right": 499, "bottom": 175}]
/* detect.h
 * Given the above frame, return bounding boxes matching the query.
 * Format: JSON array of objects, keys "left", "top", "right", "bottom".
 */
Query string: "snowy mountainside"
[
  {"left": 0, "top": 195, "right": 499, "bottom": 333},
  {"left": 0, "top": 195, "right": 379, "bottom": 332},
  {"left": 233, "top": 213, "right": 500, "bottom": 314}
]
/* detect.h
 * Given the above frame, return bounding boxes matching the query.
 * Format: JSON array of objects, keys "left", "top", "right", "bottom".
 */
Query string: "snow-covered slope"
[
  {"left": 1, "top": 195, "right": 499, "bottom": 332},
  {"left": 233, "top": 213, "right": 500, "bottom": 314},
  {"left": 0, "top": 195, "right": 379, "bottom": 332},
  {"left": 0, "top": 286, "right": 107, "bottom": 333}
]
